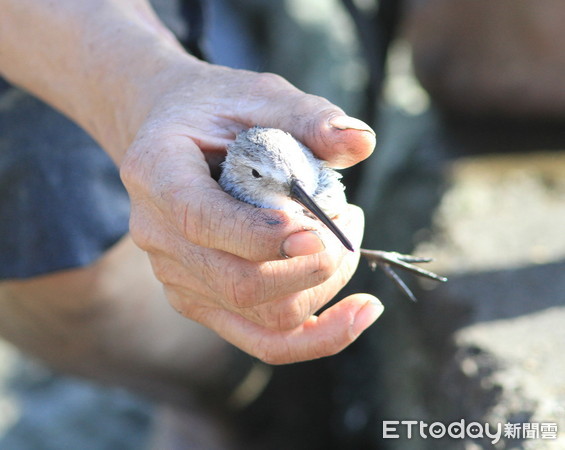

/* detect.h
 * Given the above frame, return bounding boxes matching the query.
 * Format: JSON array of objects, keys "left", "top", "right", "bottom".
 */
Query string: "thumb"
[{"left": 243, "top": 73, "right": 376, "bottom": 168}]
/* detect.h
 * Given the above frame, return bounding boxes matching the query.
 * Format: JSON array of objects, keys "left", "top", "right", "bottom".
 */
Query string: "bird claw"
[{"left": 360, "top": 249, "right": 448, "bottom": 302}]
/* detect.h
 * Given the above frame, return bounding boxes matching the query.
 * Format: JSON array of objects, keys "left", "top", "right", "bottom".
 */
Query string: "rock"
[{"left": 359, "top": 107, "right": 565, "bottom": 448}]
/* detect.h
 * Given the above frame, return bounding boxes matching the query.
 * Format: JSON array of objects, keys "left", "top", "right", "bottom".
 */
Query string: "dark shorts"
[
  {"left": 0, "top": 84, "right": 130, "bottom": 279},
  {"left": 0, "top": 0, "right": 203, "bottom": 280}
]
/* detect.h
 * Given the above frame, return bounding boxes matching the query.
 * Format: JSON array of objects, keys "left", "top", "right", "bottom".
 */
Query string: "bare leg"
[
  {"left": 0, "top": 236, "right": 252, "bottom": 406},
  {"left": 360, "top": 249, "right": 447, "bottom": 301}
]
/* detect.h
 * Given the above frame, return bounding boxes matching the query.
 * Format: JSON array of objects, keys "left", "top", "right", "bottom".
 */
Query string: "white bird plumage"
[
  {"left": 220, "top": 126, "right": 346, "bottom": 217},
  {"left": 219, "top": 126, "right": 447, "bottom": 301}
]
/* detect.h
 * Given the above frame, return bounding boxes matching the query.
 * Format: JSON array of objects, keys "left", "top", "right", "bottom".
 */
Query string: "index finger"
[
  {"left": 172, "top": 185, "right": 325, "bottom": 261},
  {"left": 122, "top": 133, "right": 330, "bottom": 262}
]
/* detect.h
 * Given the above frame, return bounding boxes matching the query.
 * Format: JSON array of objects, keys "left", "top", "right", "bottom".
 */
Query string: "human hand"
[
  {"left": 0, "top": 0, "right": 380, "bottom": 365},
  {"left": 121, "top": 60, "right": 382, "bottom": 364}
]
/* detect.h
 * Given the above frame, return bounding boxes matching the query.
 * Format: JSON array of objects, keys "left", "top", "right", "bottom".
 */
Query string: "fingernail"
[
  {"left": 329, "top": 116, "right": 375, "bottom": 136},
  {"left": 281, "top": 230, "right": 325, "bottom": 258},
  {"left": 353, "top": 296, "right": 384, "bottom": 334}
]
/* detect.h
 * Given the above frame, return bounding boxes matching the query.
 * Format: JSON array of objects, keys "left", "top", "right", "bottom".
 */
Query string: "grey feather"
[
  {"left": 219, "top": 126, "right": 346, "bottom": 217},
  {"left": 218, "top": 126, "right": 447, "bottom": 302}
]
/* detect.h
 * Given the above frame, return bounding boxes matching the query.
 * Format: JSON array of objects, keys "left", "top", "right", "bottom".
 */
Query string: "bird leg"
[{"left": 360, "top": 249, "right": 448, "bottom": 302}]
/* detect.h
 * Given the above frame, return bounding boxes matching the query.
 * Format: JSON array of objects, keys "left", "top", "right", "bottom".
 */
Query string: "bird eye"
[{"left": 251, "top": 169, "right": 262, "bottom": 178}]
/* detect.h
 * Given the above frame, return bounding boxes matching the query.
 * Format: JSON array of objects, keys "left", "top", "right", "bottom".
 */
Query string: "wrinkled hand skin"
[
  {"left": 0, "top": 0, "right": 381, "bottom": 365},
  {"left": 121, "top": 62, "right": 382, "bottom": 364}
]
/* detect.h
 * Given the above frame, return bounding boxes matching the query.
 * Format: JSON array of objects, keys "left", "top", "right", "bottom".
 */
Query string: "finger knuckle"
[
  {"left": 127, "top": 210, "right": 168, "bottom": 255},
  {"left": 254, "top": 72, "right": 291, "bottom": 93},
  {"left": 119, "top": 145, "right": 147, "bottom": 192},
  {"left": 166, "top": 288, "right": 186, "bottom": 315},
  {"left": 224, "top": 267, "right": 266, "bottom": 308},
  {"left": 271, "top": 303, "right": 309, "bottom": 331},
  {"left": 149, "top": 257, "right": 175, "bottom": 285},
  {"left": 179, "top": 186, "right": 215, "bottom": 247},
  {"left": 310, "top": 253, "right": 339, "bottom": 285},
  {"left": 165, "top": 295, "right": 200, "bottom": 326},
  {"left": 247, "top": 294, "right": 310, "bottom": 332},
  {"left": 128, "top": 215, "right": 151, "bottom": 251},
  {"left": 118, "top": 154, "right": 137, "bottom": 189}
]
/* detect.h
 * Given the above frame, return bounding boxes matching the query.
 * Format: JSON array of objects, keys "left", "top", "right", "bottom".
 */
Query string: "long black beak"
[{"left": 289, "top": 178, "right": 354, "bottom": 252}]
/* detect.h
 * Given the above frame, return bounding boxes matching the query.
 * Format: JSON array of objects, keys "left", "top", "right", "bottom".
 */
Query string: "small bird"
[{"left": 219, "top": 126, "right": 447, "bottom": 301}]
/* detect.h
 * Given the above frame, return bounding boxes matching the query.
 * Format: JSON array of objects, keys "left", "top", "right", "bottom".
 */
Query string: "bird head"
[{"left": 219, "top": 127, "right": 354, "bottom": 251}]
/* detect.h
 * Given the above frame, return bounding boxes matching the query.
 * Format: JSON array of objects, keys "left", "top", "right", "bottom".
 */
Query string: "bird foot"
[{"left": 360, "top": 249, "right": 448, "bottom": 302}]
